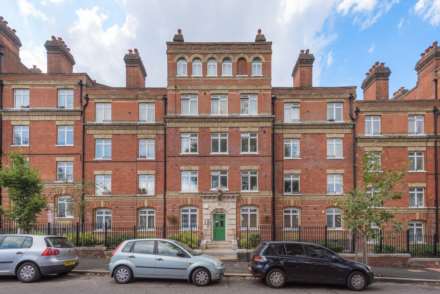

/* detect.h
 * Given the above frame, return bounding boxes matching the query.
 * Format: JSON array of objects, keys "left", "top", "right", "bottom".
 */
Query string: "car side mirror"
[{"left": 177, "top": 251, "right": 187, "bottom": 258}]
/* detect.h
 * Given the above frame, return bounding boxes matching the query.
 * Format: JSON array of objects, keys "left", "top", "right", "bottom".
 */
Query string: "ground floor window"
[
  {"left": 283, "top": 208, "right": 300, "bottom": 230},
  {"left": 138, "top": 208, "right": 155, "bottom": 230},
  {"left": 240, "top": 206, "right": 258, "bottom": 229},
  {"left": 95, "top": 209, "right": 112, "bottom": 231},
  {"left": 57, "top": 196, "right": 73, "bottom": 218},
  {"left": 408, "top": 221, "right": 424, "bottom": 244},
  {"left": 181, "top": 207, "right": 197, "bottom": 230},
  {"left": 326, "top": 208, "right": 342, "bottom": 229}
]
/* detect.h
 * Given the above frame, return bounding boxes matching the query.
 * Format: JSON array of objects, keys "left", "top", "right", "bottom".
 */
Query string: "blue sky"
[{"left": 0, "top": 0, "right": 439, "bottom": 98}]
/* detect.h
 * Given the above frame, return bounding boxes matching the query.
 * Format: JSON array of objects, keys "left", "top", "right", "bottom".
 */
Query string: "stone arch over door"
[{"left": 201, "top": 195, "right": 237, "bottom": 244}]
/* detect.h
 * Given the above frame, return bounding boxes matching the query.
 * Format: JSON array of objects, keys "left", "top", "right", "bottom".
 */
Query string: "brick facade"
[{"left": 1, "top": 19, "right": 439, "bottom": 244}]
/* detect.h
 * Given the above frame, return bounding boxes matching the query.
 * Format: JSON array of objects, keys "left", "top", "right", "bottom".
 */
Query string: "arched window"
[
  {"left": 192, "top": 58, "right": 202, "bottom": 77},
  {"left": 95, "top": 209, "right": 112, "bottom": 231},
  {"left": 222, "top": 58, "right": 232, "bottom": 77},
  {"left": 176, "top": 58, "right": 187, "bottom": 77},
  {"left": 57, "top": 196, "right": 73, "bottom": 218},
  {"left": 207, "top": 58, "right": 217, "bottom": 77},
  {"left": 251, "top": 57, "right": 262, "bottom": 76},
  {"left": 240, "top": 206, "right": 258, "bottom": 229},
  {"left": 181, "top": 207, "right": 197, "bottom": 230},
  {"left": 138, "top": 208, "right": 155, "bottom": 230},
  {"left": 326, "top": 208, "right": 342, "bottom": 229},
  {"left": 237, "top": 57, "right": 247, "bottom": 75},
  {"left": 283, "top": 208, "right": 300, "bottom": 230}
]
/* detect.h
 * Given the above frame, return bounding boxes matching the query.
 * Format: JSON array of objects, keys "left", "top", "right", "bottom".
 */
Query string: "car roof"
[
  {"left": 262, "top": 240, "right": 325, "bottom": 247},
  {"left": 121, "top": 238, "right": 177, "bottom": 242},
  {"left": 0, "top": 234, "right": 62, "bottom": 238}
]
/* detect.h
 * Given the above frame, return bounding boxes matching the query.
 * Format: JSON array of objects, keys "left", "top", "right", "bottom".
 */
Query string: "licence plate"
[{"left": 64, "top": 259, "right": 76, "bottom": 267}]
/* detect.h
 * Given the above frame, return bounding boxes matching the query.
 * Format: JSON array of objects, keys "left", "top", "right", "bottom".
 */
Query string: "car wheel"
[
  {"left": 347, "top": 271, "right": 367, "bottom": 291},
  {"left": 192, "top": 268, "right": 211, "bottom": 286},
  {"left": 265, "top": 268, "right": 286, "bottom": 288},
  {"left": 17, "top": 262, "right": 41, "bottom": 283},
  {"left": 113, "top": 265, "right": 133, "bottom": 284}
]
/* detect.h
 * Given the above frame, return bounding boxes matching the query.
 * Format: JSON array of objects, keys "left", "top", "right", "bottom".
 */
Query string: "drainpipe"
[
  {"left": 435, "top": 78, "right": 438, "bottom": 101},
  {"left": 434, "top": 105, "right": 439, "bottom": 254},
  {"left": 162, "top": 95, "right": 168, "bottom": 238},
  {"left": 79, "top": 80, "right": 88, "bottom": 225},
  {"left": 0, "top": 79, "right": 3, "bottom": 225},
  {"left": 271, "top": 95, "right": 276, "bottom": 240},
  {"left": 348, "top": 94, "right": 359, "bottom": 190}
]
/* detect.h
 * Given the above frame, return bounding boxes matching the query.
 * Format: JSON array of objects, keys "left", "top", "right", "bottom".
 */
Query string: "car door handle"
[
  {"left": 16, "top": 252, "right": 23, "bottom": 255},
  {"left": 156, "top": 258, "right": 163, "bottom": 261},
  {"left": 128, "top": 255, "right": 135, "bottom": 259}
]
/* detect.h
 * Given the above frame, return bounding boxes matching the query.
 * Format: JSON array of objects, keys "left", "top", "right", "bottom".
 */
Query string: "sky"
[{"left": 0, "top": 0, "right": 439, "bottom": 98}]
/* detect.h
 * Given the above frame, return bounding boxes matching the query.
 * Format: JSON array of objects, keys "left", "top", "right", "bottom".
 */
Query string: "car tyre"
[
  {"left": 113, "top": 265, "right": 133, "bottom": 284},
  {"left": 347, "top": 271, "right": 367, "bottom": 291},
  {"left": 16, "top": 262, "right": 41, "bottom": 283},
  {"left": 191, "top": 267, "right": 211, "bottom": 287},
  {"left": 265, "top": 268, "right": 286, "bottom": 288}
]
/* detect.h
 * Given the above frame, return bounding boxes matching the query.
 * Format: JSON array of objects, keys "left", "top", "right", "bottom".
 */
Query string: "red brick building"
[{"left": 0, "top": 18, "right": 439, "bottom": 247}]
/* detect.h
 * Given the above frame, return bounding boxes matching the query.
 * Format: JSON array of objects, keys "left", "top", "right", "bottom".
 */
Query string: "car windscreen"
[{"left": 45, "top": 237, "right": 74, "bottom": 248}]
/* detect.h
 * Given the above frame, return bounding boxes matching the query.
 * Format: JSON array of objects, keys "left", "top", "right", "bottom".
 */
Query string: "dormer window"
[
  {"left": 176, "top": 58, "right": 187, "bottom": 77},
  {"left": 192, "top": 58, "right": 202, "bottom": 77},
  {"left": 237, "top": 57, "right": 247, "bottom": 75},
  {"left": 251, "top": 57, "right": 262, "bottom": 76},
  {"left": 222, "top": 58, "right": 232, "bottom": 77},
  {"left": 207, "top": 58, "right": 217, "bottom": 77}
]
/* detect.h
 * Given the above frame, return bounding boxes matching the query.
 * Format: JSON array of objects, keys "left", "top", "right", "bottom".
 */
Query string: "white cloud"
[
  {"left": 414, "top": 0, "right": 440, "bottom": 26},
  {"left": 41, "top": 0, "right": 66, "bottom": 5},
  {"left": 326, "top": 50, "right": 334, "bottom": 66},
  {"left": 17, "top": 0, "right": 51, "bottom": 22},
  {"left": 20, "top": 44, "right": 46, "bottom": 72},
  {"left": 397, "top": 17, "right": 405, "bottom": 29},
  {"left": 367, "top": 43, "right": 375, "bottom": 54},
  {"left": 67, "top": 6, "right": 138, "bottom": 85}
]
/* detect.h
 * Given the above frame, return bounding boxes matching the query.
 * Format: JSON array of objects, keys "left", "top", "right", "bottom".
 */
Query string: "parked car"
[
  {"left": 109, "top": 238, "right": 224, "bottom": 286},
  {"left": 0, "top": 234, "right": 79, "bottom": 282},
  {"left": 249, "top": 241, "right": 374, "bottom": 291}
]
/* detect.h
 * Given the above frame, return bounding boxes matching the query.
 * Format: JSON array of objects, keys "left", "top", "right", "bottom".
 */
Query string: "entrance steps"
[{"left": 201, "top": 240, "right": 238, "bottom": 260}]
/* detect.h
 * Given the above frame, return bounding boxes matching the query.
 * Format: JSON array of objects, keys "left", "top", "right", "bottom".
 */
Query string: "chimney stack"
[
  {"left": 292, "top": 49, "right": 314, "bottom": 88},
  {"left": 44, "top": 36, "right": 75, "bottom": 74},
  {"left": 0, "top": 16, "right": 24, "bottom": 73},
  {"left": 414, "top": 41, "right": 439, "bottom": 99},
  {"left": 124, "top": 48, "right": 146, "bottom": 88},
  {"left": 361, "top": 62, "right": 391, "bottom": 101}
]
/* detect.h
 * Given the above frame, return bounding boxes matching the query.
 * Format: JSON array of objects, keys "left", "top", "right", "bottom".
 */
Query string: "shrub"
[
  {"left": 373, "top": 244, "right": 396, "bottom": 253},
  {"left": 169, "top": 231, "right": 199, "bottom": 248},
  {"left": 239, "top": 233, "right": 260, "bottom": 249},
  {"left": 65, "top": 232, "right": 99, "bottom": 247}
]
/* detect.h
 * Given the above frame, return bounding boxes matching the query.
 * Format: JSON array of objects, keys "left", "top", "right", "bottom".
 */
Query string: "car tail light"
[
  {"left": 112, "top": 243, "right": 123, "bottom": 256},
  {"left": 41, "top": 247, "right": 60, "bottom": 256},
  {"left": 253, "top": 255, "right": 266, "bottom": 262}
]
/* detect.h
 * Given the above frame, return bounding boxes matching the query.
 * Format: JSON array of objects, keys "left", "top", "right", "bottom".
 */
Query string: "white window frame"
[
  {"left": 58, "top": 89, "right": 74, "bottom": 109},
  {"left": 408, "top": 151, "right": 424, "bottom": 172},
  {"left": 326, "top": 208, "right": 342, "bottom": 229},
  {"left": 95, "top": 139, "right": 112, "bottom": 160},
  {"left": 14, "top": 88, "right": 30, "bottom": 109},
  {"left": 181, "top": 170, "right": 198, "bottom": 192},
  {"left": 181, "top": 133, "right": 198, "bottom": 154},
  {"left": 211, "top": 133, "right": 228, "bottom": 154},
  {"left": 181, "top": 207, "right": 197, "bottom": 230},
  {"left": 95, "top": 209, "right": 112, "bottom": 231},
  {"left": 365, "top": 115, "right": 381, "bottom": 136},
  {"left": 210, "top": 170, "right": 228, "bottom": 191},
  {"left": 367, "top": 152, "right": 382, "bottom": 172},
  {"left": 57, "top": 196, "right": 73, "bottom": 218},
  {"left": 207, "top": 58, "right": 217, "bottom": 77},
  {"left": 138, "top": 139, "right": 155, "bottom": 160},
  {"left": 283, "top": 208, "right": 300, "bottom": 230},
  {"left": 240, "top": 133, "right": 258, "bottom": 153},
  {"left": 327, "top": 102, "right": 343, "bottom": 122},
  {"left": 12, "top": 125, "right": 29, "bottom": 146},
  {"left": 181, "top": 94, "right": 198, "bottom": 115},
  {"left": 176, "top": 58, "right": 187, "bottom": 77},
  {"left": 284, "top": 174, "right": 300, "bottom": 194},
  {"left": 284, "top": 138, "right": 300, "bottom": 159},
  {"left": 95, "top": 174, "right": 112, "bottom": 196},
  {"left": 138, "top": 208, "right": 155, "bottom": 230},
  {"left": 240, "top": 94, "right": 258, "bottom": 115},
  {"left": 327, "top": 174, "right": 343, "bottom": 195},
  {"left": 408, "top": 221, "right": 425, "bottom": 244},
  {"left": 56, "top": 161, "right": 73, "bottom": 182},
  {"left": 284, "top": 103, "right": 300, "bottom": 122},
  {"left": 211, "top": 94, "right": 228, "bottom": 115},
  {"left": 138, "top": 174, "right": 155, "bottom": 196},
  {"left": 191, "top": 58, "right": 202, "bottom": 77},
  {"left": 222, "top": 58, "right": 232, "bottom": 77},
  {"left": 96, "top": 103, "right": 112, "bottom": 123},
  {"left": 251, "top": 58, "right": 263, "bottom": 76},
  {"left": 240, "top": 170, "right": 258, "bottom": 192},
  {"left": 240, "top": 206, "right": 258, "bottom": 229},
  {"left": 409, "top": 187, "right": 425, "bottom": 208},
  {"left": 139, "top": 103, "right": 155, "bottom": 122},
  {"left": 327, "top": 138, "right": 343, "bottom": 159},
  {"left": 57, "top": 125, "right": 74, "bottom": 146},
  {"left": 408, "top": 115, "right": 424, "bottom": 136}
]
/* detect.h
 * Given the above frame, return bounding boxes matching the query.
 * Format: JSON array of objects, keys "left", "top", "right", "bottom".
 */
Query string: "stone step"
[{"left": 202, "top": 248, "right": 238, "bottom": 260}]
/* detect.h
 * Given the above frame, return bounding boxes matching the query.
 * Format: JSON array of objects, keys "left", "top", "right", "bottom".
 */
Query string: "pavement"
[
  {"left": 74, "top": 257, "right": 440, "bottom": 283},
  {"left": 1, "top": 274, "right": 440, "bottom": 294}
]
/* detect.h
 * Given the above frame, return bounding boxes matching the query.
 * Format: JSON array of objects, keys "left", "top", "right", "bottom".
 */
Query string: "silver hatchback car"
[
  {"left": 0, "top": 234, "right": 79, "bottom": 282},
  {"left": 109, "top": 238, "right": 224, "bottom": 286}
]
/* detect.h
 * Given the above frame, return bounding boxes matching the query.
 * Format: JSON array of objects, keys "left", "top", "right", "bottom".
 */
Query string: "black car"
[{"left": 249, "top": 241, "right": 374, "bottom": 290}]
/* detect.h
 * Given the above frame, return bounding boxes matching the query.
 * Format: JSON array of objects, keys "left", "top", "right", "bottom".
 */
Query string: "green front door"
[{"left": 213, "top": 213, "right": 226, "bottom": 241}]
